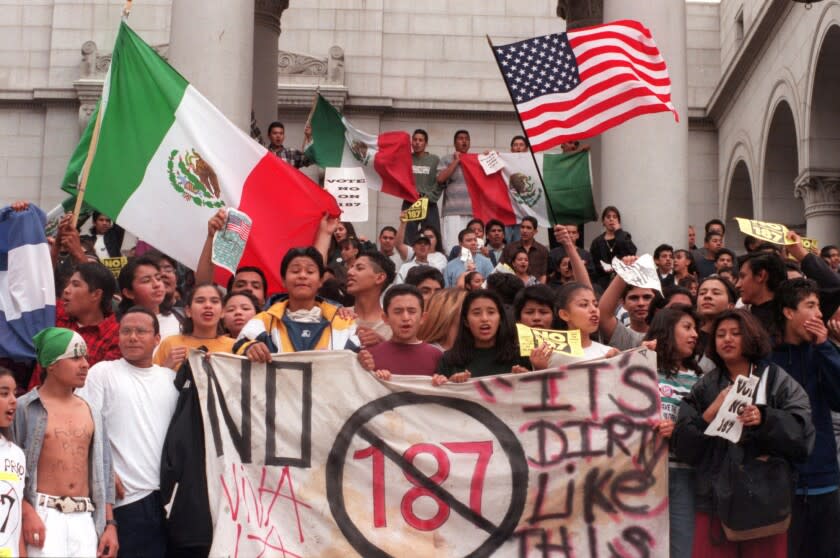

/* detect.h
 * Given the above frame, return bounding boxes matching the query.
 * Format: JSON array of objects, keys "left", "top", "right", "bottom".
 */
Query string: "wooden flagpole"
[
  {"left": 302, "top": 85, "right": 320, "bottom": 150},
  {"left": 484, "top": 34, "right": 559, "bottom": 225}
]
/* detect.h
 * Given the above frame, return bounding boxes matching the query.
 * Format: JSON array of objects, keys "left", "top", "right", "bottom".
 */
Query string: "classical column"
[
  {"left": 598, "top": 0, "right": 689, "bottom": 252},
  {"left": 794, "top": 173, "right": 840, "bottom": 243},
  {"left": 253, "top": 0, "right": 289, "bottom": 140},
  {"left": 168, "top": 1, "right": 255, "bottom": 130}
]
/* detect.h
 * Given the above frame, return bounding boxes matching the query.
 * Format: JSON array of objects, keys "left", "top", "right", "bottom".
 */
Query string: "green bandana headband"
[{"left": 32, "top": 327, "right": 87, "bottom": 367}]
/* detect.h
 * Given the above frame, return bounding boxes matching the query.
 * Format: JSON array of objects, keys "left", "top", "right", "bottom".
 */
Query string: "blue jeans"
[
  {"left": 669, "top": 467, "right": 695, "bottom": 558},
  {"left": 114, "top": 491, "right": 167, "bottom": 557}
]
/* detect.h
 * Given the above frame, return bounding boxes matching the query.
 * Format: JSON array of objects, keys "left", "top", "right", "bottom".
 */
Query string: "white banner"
[
  {"left": 610, "top": 254, "right": 663, "bottom": 294},
  {"left": 324, "top": 167, "right": 369, "bottom": 222},
  {"left": 190, "top": 349, "right": 668, "bottom": 557}
]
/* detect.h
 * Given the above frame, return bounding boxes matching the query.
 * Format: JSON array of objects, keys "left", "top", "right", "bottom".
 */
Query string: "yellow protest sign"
[
  {"left": 401, "top": 198, "right": 429, "bottom": 222},
  {"left": 517, "top": 323, "right": 584, "bottom": 357},
  {"left": 102, "top": 256, "right": 128, "bottom": 278},
  {"left": 735, "top": 217, "right": 795, "bottom": 245},
  {"left": 801, "top": 236, "right": 819, "bottom": 252}
]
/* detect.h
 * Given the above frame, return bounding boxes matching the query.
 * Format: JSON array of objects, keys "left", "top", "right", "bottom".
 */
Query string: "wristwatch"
[{"left": 106, "top": 519, "right": 119, "bottom": 529}]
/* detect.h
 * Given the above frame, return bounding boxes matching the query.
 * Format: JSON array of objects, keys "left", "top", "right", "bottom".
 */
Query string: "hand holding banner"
[{"left": 610, "top": 254, "right": 662, "bottom": 293}]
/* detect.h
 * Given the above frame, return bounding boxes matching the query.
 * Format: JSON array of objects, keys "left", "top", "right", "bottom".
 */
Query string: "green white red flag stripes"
[
  {"left": 305, "top": 94, "right": 418, "bottom": 203},
  {"left": 61, "top": 22, "right": 339, "bottom": 292},
  {"left": 458, "top": 151, "right": 596, "bottom": 226}
]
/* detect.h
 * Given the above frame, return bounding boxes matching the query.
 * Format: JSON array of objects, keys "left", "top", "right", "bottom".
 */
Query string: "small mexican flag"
[
  {"left": 61, "top": 22, "right": 339, "bottom": 292},
  {"left": 305, "top": 95, "right": 418, "bottom": 203}
]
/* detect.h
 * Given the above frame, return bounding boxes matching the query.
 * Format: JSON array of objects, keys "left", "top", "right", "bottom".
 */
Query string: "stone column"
[
  {"left": 253, "top": 0, "right": 289, "bottom": 141},
  {"left": 794, "top": 172, "right": 840, "bottom": 243},
  {"left": 168, "top": 1, "right": 255, "bottom": 130},
  {"left": 564, "top": 0, "right": 688, "bottom": 253}
]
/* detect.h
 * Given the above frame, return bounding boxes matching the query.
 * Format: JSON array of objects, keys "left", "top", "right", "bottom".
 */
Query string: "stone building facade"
[{"left": 1, "top": 0, "right": 837, "bottom": 251}]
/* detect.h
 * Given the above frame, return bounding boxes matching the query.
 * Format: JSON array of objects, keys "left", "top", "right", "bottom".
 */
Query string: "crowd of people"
[{"left": 2, "top": 127, "right": 840, "bottom": 558}]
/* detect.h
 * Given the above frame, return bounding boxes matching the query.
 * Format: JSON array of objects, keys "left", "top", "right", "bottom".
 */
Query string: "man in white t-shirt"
[{"left": 77, "top": 307, "right": 178, "bottom": 558}]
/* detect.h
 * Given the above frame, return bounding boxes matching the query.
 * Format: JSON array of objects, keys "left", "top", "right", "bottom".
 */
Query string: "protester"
[
  {"left": 673, "top": 310, "right": 814, "bottom": 557},
  {"left": 514, "top": 284, "right": 557, "bottom": 329},
  {"left": 548, "top": 223, "right": 595, "bottom": 283},
  {"left": 484, "top": 219, "right": 506, "bottom": 266},
  {"left": 599, "top": 270, "right": 655, "bottom": 351},
  {"left": 589, "top": 206, "right": 637, "bottom": 290},
  {"left": 821, "top": 245, "right": 840, "bottom": 273},
  {"left": 266, "top": 121, "right": 311, "bottom": 168},
  {"left": 77, "top": 307, "right": 177, "bottom": 557},
  {"left": 654, "top": 243, "right": 675, "bottom": 288},
  {"left": 437, "top": 129, "right": 473, "bottom": 251},
  {"left": 81, "top": 211, "right": 125, "bottom": 261},
  {"left": 403, "top": 128, "right": 442, "bottom": 242},
  {"left": 117, "top": 256, "right": 181, "bottom": 338},
  {"left": 434, "top": 289, "right": 530, "bottom": 384},
  {"left": 338, "top": 237, "right": 361, "bottom": 269},
  {"left": 715, "top": 248, "right": 736, "bottom": 273},
  {"left": 363, "top": 285, "right": 442, "bottom": 379},
  {"left": 546, "top": 282, "right": 615, "bottom": 366},
  {"left": 443, "top": 228, "right": 493, "bottom": 288},
  {"left": 464, "top": 271, "right": 484, "bottom": 291},
  {"left": 0, "top": 366, "right": 24, "bottom": 557},
  {"left": 378, "top": 226, "right": 403, "bottom": 269},
  {"left": 673, "top": 248, "right": 696, "bottom": 283},
  {"left": 235, "top": 247, "right": 358, "bottom": 359},
  {"left": 403, "top": 265, "right": 445, "bottom": 306},
  {"left": 417, "top": 288, "right": 466, "bottom": 351},
  {"left": 15, "top": 328, "right": 117, "bottom": 558},
  {"left": 694, "top": 231, "right": 724, "bottom": 279},
  {"left": 688, "top": 225, "right": 697, "bottom": 251},
  {"left": 738, "top": 252, "right": 787, "bottom": 332},
  {"left": 345, "top": 251, "right": 396, "bottom": 344},
  {"left": 394, "top": 217, "right": 448, "bottom": 274},
  {"left": 696, "top": 275, "right": 737, "bottom": 358},
  {"left": 220, "top": 290, "right": 259, "bottom": 339},
  {"left": 510, "top": 248, "right": 540, "bottom": 286},
  {"left": 501, "top": 217, "right": 549, "bottom": 281},
  {"left": 226, "top": 267, "right": 267, "bottom": 307},
  {"left": 153, "top": 284, "right": 234, "bottom": 371},
  {"left": 645, "top": 305, "right": 703, "bottom": 557},
  {"left": 771, "top": 279, "right": 840, "bottom": 557}
]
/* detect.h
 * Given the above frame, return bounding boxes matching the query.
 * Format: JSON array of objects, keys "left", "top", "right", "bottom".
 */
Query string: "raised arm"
[
  {"left": 314, "top": 213, "right": 338, "bottom": 267},
  {"left": 436, "top": 153, "right": 459, "bottom": 185},
  {"left": 394, "top": 210, "right": 410, "bottom": 261},
  {"left": 598, "top": 267, "right": 629, "bottom": 341},
  {"left": 194, "top": 209, "right": 226, "bottom": 285},
  {"left": 554, "top": 225, "right": 592, "bottom": 291}
]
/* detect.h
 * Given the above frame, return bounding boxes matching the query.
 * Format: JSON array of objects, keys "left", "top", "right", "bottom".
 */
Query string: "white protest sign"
[
  {"left": 190, "top": 349, "right": 668, "bottom": 557},
  {"left": 611, "top": 254, "right": 663, "bottom": 293},
  {"left": 478, "top": 150, "right": 506, "bottom": 175},
  {"left": 704, "top": 375, "right": 759, "bottom": 443},
  {"left": 211, "top": 208, "right": 251, "bottom": 274},
  {"left": 324, "top": 167, "right": 369, "bottom": 222}
]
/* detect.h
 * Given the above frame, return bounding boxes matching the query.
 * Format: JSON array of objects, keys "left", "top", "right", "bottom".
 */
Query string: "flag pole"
[
  {"left": 70, "top": 89, "right": 105, "bottom": 229},
  {"left": 485, "top": 34, "right": 560, "bottom": 226},
  {"left": 302, "top": 85, "right": 319, "bottom": 150}
]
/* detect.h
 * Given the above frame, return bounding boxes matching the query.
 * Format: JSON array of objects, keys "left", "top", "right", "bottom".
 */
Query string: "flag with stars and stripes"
[{"left": 490, "top": 19, "right": 678, "bottom": 152}]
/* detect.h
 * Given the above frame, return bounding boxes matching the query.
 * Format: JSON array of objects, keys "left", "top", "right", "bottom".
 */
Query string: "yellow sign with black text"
[
  {"left": 517, "top": 324, "right": 584, "bottom": 358},
  {"left": 401, "top": 198, "right": 429, "bottom": 222}
]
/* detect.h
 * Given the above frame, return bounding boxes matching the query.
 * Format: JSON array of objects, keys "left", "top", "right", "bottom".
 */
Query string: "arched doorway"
[
  {"left": 762, "top": 101, "right": 802, "bottom": 230},
  {"left": 726, "top": 160, "right": 754, "bottom": 252}
]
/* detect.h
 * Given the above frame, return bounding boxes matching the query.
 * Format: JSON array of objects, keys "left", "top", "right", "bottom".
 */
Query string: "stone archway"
[
  {"left": 761, "top": 101, "right": 802, "bottom": 230},
  {"left": 726, "top": 160, "right": 753, "bottom": 252},
  {"left": 798, "top": 24, "right": 840, "bottom": 242}
]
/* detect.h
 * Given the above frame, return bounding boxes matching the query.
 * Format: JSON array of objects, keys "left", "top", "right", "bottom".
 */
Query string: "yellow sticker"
[
  {"left": 101, "top": 256, "right": 129, "bottom": 278},
  {"left": 0, "top": 471, "right": 19, "bottom": 481},
  {"left": 735, "top": 217, "right": 795, "bottom": 245},
  {"left": 517, "top": 323, "right": 584, "bottom": 357},
  {"left": 401, "top": 198, "right": 429, "bottom": 222}
]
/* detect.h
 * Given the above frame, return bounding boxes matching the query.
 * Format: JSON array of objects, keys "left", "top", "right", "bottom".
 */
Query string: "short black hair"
[
  {"left": 226, "top": 266, "right": 268, "bottom": 294},
  {"left": 383, "top": 284, "right": 424, "bottom": 313},
  {"left": 510, "top": 135, "right": 528, "bottom": 148},
  {"left": 774, "top": 278, "right": 820, "bottom": 327},
  {"left": 458, "top": 228, "right": 476, "bottom": 244},
  {"left": 379, "top": 226, "right": 397, "bottom": 237},
  {"left": 268, "top": 121, "right": 284, "bottom": 133},
  {"left": 117, "top": 255, "right": 160, "bottom": 315},
  {"left": 120, "top": 305, "right": 160, "bottom": 334},
  {"left": 821, "top": 245, "right": 839, "bottom": 258},
  {"left": 412, "top": 129, "right": 428, "bottom": 142},
  {"left": 404, "top": 265, "right": 444, "bottom": 289},
  {"left": 698, "top": 275, "right": 738, "bottom": 304},
  {"left": 513, "top": 285, "right": 556, "bottom": 322},
  {"left": 486, "top": 273, "right": 525, "bottom": 306},
  {"left": 654, "top": 244, "right": 673, "bottom": 259},
  {"left": 738, "top": 252, "right": 787, "bottom": 293},
  {"left": 521, "top": 216, "right": 538, "bottom": 229},
  {"left": 453, "top": 129, "right": 470, "bottom": 142},
  {"left": 74, "top": 262, "right": 117, "bottom": 315},
  {"left": 705, "top": 218, "right": 725, "bottom": 235},
  {"left": 704, "top": 231, "right": 723, "bottom": 243},
  {"left": 715, "top": 248, "right": 736, "bottom": 262},
  {"left": 485, "top": 219, "right": 505, "bottom": 235},
  {"left": 357, "top": 250, "right": 397, "bottom": 289},
  {"left": 281, "top": 247, "right": 325, "bottom": 278}
]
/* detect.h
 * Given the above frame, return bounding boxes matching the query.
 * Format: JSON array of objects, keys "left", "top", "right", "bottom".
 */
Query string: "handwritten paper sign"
[
  {"left": 735, "top": 217, "right": 795, "bottom": 245},
  {"left": 516, "top": 324, "right": 584, "bottom": 357},
  {"left": 192, "top": 349, "right": 668, "bottom": 557},
  {"left": 705, "top": 374, "right": 758, "bottom": 443},
  {"left": 211, "top": 208, "right": 251, "bottom": 274},
  {"left": 478, "top": 150, "right": 506, "bottom": 175},
  {"left": 401, "top": 197, "right": 429, "bottom": 222},
  {"left": 611, "top": 254, "right": 662, "bottom": 293},
  {"left": 324, "top": 167, "right": 369, "bottom": 222}
]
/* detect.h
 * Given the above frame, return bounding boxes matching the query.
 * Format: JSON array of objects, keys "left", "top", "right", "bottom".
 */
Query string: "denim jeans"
[{"left": 669, "top": 467, "right": 696, "bottom": 558}]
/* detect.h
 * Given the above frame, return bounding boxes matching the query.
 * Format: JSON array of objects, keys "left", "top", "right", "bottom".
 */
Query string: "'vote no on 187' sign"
[{"left": 324, "top": 166, "right": 369, "bottom": 222}]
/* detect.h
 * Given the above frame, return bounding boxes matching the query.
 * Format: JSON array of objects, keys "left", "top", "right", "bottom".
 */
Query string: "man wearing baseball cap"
[{"left": 13, "top": 327, "right": 118, "bottom": 557}]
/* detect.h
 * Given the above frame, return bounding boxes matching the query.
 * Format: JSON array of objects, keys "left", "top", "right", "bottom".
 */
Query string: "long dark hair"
[
  {"left": 181, "top": 283, "right": 225, "bottom": 336},
  {"left": 329, "top": 221, "right": 359, "bottom": 257},
  {"left": 645, "top": 305, "right": 702, "bottom": 377},
  {"left": 707, "top": 309, "right": 771, "bottom": 371},
  {"left": 442, "top": 289, "right": 518, "bottom": 369}
]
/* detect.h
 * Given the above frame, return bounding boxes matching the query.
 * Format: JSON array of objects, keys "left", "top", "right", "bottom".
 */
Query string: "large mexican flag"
[
  {"left": 305, "top": 95, "right": 418, "bottom": 203},
  {"left": 62, "top": 22, "right": 339, "bottom": 292}
]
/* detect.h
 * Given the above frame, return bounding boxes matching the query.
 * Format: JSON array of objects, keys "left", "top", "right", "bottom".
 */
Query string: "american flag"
[
  {"left": 491, "top": 20, "right": 678, "bottom": 152},
  {"left": 226, "top": 212, "right": 252, "bottom": 242}
]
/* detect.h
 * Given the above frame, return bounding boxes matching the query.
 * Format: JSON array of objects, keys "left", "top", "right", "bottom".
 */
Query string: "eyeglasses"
[{"left": 119, "top": 327, "right": 155, "bottom": 336}]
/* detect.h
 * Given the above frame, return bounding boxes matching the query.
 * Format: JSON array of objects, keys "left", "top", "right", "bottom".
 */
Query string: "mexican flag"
[
  {"left": 305, "top": 95, "right": 418, "bottom": 203},
  {"left": 61, "top": 22, "right": 339, "bottom": 292},
  {"left": 459, "top": 151, "right": 596, "bottom": 226}
]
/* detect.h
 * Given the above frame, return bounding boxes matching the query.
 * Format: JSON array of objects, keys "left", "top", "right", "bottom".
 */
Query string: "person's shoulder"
[{"left": 16, "top": 389, "right": 39, "bottom": 407}]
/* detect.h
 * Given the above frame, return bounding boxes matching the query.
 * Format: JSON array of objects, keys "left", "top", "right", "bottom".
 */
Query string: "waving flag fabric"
[
  {"left": 61, "top": 22, "right": 339, "bottom": 293},
  {"left": 491, "top": 20, "right": 678, "bottom": 152},
  {"left": 0, "top": 204, "right": 55, "bottom": 361}
]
